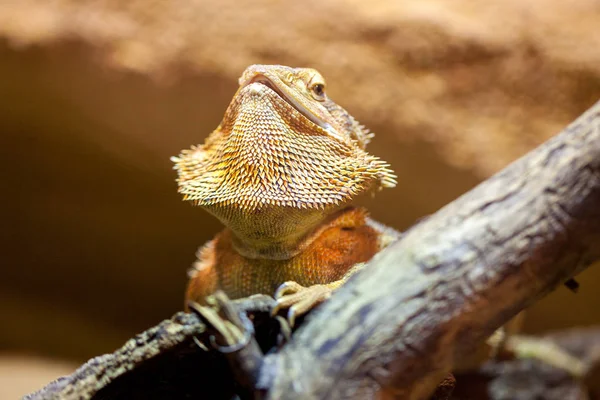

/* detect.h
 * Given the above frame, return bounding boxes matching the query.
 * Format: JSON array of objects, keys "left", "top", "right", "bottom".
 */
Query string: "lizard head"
[{"left": 172, "top": 65, "right": 396, "bottom": 257}]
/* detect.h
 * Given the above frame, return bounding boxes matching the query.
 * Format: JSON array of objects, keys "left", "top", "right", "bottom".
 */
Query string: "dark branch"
[{"left": 25, "top": 296, "right": 275, "bottom": 400}]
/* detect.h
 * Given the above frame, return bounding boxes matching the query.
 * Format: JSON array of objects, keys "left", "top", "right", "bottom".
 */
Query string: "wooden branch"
[
  {"left": 25, "top": 296, "right": 275, "bottom": 400},
  {"left": 260, "top": 100, "right": 600, "bottom": 399},
  {"left": 24, "top": 312, "right": 209, "bottom": 400}
]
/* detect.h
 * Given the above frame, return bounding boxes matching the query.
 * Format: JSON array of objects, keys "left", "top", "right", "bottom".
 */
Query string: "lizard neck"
[{"left": 209, "top": 205, "right": 355, "bottom": 260}]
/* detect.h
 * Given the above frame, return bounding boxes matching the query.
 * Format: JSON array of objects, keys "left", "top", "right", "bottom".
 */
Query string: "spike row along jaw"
[{"left": 172, "top": 65, "right": 396, "bottom": 258}]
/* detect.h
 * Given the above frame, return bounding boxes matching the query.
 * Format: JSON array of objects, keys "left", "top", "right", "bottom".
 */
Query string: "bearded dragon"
[
  {"left": 172, "top": 64, "right": 399, "bottom": 324},
  {"left": 172, "top": 65, "right": 583, "bottom": 383}
]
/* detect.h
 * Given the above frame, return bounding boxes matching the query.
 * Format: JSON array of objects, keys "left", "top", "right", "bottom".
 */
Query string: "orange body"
[{"left": 186, "top": 207, "right": 380, "bottom": 303}]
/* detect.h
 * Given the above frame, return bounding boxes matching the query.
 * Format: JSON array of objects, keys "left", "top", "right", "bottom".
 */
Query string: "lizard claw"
[{"left": 272, "top": 281, "right": 333, "bottom": 327}]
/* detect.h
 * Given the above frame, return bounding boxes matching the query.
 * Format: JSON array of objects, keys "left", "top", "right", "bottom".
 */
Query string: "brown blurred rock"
[
  {"left": 0, "top": 0, "right": 598, "bottom": 361},
  {"left": 2, "top": 0, "right": 599, "bottom": 173}
]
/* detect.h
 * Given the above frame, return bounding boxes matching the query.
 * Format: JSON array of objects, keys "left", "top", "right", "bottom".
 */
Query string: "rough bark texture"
[
  {"left": 260, "top": 102, "right": 600, "bottom": 399},
  {"left": 25, "top": 296, "right": 276, "bottom": 400},
  {"left": 24, "top": 312, "right": 212, "bottom": 400},
  {"left": 26, "top": 102, "right": 600, "bottom": 399}
]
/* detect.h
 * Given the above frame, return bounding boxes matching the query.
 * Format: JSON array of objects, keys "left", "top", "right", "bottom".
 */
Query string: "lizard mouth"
[{"left": 241, "top": 76, "right": 335, "bottom": 134}]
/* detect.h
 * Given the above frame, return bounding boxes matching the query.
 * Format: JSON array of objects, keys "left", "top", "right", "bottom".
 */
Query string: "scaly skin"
[{"left": 173, "top": 65, "right": 398, "bottom": 322}]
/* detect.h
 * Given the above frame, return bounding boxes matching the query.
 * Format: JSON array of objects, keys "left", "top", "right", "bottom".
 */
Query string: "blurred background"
[{"left": 1, "top": 0, "right": 599, "bottom": 397}]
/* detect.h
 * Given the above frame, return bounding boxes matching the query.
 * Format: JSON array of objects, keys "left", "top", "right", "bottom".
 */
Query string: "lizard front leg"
[
  {"left": 272, "top": 217, "right": 401, "bottom": 326},
  {"left": 272, "top": 262, "right": 367, "bottom": 326},
  {"left": 272, "top": 217, "right": 400, "bottom": 326}
]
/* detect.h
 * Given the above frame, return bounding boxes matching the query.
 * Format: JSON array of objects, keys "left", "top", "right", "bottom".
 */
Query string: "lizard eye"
[{"left": 310, "top": 83, "right": 326, "bottom": 101}]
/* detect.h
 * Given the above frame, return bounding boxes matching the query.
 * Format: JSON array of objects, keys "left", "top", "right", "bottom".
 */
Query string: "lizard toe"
[
  {"left": 272, "top": 283, "right": 333, "bottom": 327},
  {"left": 274, "top": 281, "right": 305, "bottom": 299}
]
